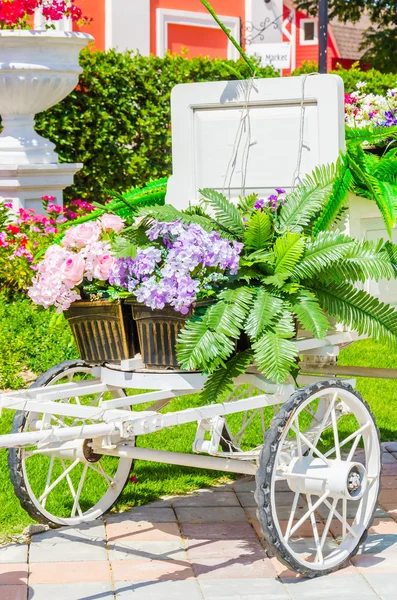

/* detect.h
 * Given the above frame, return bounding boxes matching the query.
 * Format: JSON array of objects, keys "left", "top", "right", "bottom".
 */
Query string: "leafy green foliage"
[
  {"left": 292, "top": 232, "right": 355, "bottom": 280},
  {"left": 199, "top": 189, "right": 245, "bottom": 238},
  {"left": 274, "top": 232, "right": 306, "bottom": 275},
  {"left": 277, "top": 164, "right": 336, "bottom": 234},
  {"left": 244, "top": 211, "right": 272, "bottom": 250},
  {"left": 291, "top": 290, "right": 330, "bottom": 338},
  {"left": 313, "top": 156, "right": 352, "bottom": 236},
  {"left": 200, "top": 350, "right": 253, "bottom": 404},
  {"left": 312, "top": 283, "right": 397, "bottom": 348},
  {"left": 245, "top": 290, "right": 284, "bottom": 340},
  {"left": 252, "top": 313, "right": 299, "bottom": 382}
]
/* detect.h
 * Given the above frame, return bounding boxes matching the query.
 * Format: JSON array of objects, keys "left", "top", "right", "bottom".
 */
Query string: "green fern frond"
[
  {"left": 199, "top": 188, "right": 245, "bottom": 237},
  {"left": 252, "top": 312, "right": 298, "bottom": 382},
  {"left": 274, "top": 232, "right": 306, "bottom": 275},
  {"left": 277, "top": 163, "right": 336, "bottom": 234},
  {"left": 293, "top": 232, "right": 355, "bottom": 280},
  {"left": 237, "top": 193, "right": 258, "bottom": 213},
  {"left": 244, "top": 290, "right": 284, "bottom": 339},
  {"left": 111, "top": 238, "right": 138, "bottom": 259},
  {"left": 291, "top": 290, "right": 329, "bottom": 338},
  {"left": 200, "top": 350, "right": 254, "bottom": 404},
  {"left": 311, "top": 282, "right": 397, "bottom": 348},
  {"left": 346, "top": 124, "right": 397, "bottom": 145},
  {"left": 319, "top": 239, "right": 397, "bottom": 283},
  {"left": 373, "top": 154, "right": 397, "bottom": 184},
  {"left": 244, "top": 211, "right": 273, "bottom": 250},
  {"left": 176, "top": 317, "right": 235, "bottom": 373},
  {"left": 313, "top": 156, "right": 352, "bottom": 236}
]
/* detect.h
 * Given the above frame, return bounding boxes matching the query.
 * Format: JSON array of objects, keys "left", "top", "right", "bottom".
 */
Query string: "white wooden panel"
[
  {"left": 107, "top": 0, "right": 150, "bottom": 54},
  {"left": 349, "top": 193, "right": 397, "bottom": 306},
  {"left": 166, "top": 75, "right": 345, "bottom": 210}
]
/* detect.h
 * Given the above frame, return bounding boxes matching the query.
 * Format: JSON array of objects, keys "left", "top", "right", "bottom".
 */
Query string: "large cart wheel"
[
  {"left": 256, "top": 380, "right": 381, "bottom": 577},
  {"left": 8, "top": 360, "right": 135, "bottom": 527}
]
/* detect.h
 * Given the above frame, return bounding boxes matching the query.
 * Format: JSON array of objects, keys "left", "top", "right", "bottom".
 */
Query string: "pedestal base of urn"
[{"left": 0, "top": 163, "right": 83, "bottom": 213}]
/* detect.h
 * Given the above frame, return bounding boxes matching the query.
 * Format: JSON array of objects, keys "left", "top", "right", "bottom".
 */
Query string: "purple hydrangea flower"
[{"left": 109, "top": 221, "right": 243, "bottom": 313}]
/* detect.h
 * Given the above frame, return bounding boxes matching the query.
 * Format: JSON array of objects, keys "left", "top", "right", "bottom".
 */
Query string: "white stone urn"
[{"left": 0, "top": 30, "right": 93, "bottom": 165}]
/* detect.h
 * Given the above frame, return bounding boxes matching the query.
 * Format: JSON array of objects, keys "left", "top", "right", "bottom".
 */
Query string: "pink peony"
[
  {"left": 100, "top": 213, "right": 125, "bottom": 233},
  {"left": 60, "top": 253, "right": 85, "bottom": 287},
  {"left": 62, "top": 222, "right": 101, "bottom": 249},
  {"left": 93, "top": 253, "right": 115, "bottom": 281}
]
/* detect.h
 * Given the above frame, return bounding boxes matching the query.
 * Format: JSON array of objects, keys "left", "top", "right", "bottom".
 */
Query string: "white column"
[{"left": 105, "top": 0, "right": 150, "bottom": 54}]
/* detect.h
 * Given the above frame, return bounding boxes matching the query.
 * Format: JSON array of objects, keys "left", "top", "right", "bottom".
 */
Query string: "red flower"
[{"left": 7, "top": 224, "right": 20, "bottom": 235}]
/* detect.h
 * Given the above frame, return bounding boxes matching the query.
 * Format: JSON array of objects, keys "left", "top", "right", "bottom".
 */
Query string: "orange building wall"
[
  {"left": 74, "top": 0, "right": 106, "bottom": 50},
  {"left": 150, "top": 0, "right": 245, "bottom": 56},
  {"left": 168, "top": 24, "right": 229, "bottom": 59}
]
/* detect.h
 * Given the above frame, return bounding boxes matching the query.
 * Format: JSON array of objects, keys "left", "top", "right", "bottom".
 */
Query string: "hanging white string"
[
  {"left": 222, "top": 77, "right": 258, "bottom": 198},
  {"left": 291, "top": 72, "right": 320, "bottom": 191}
]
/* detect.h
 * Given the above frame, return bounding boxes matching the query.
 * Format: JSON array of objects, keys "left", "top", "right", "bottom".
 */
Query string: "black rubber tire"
[
  {"left": 8, "top": 359, "right": 135, "bottom": 527},
  {"left": 255, "top": 380, "right": 381, "bottom": 578}
]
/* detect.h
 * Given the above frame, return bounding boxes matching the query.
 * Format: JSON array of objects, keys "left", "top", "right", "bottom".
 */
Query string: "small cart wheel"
[
  {"left": 255, "top": 380, "right": 381, "bottom": 577},
  {"left": 8, "top": 360, "right": 135, "bottom": 527}
]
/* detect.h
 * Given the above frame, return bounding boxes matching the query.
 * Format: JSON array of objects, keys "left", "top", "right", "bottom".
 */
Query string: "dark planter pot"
[
  {"left": 65, "top": 299, "right": 140, "bottom": 365},
  {"left": 130, "top": 302, "right": 208, "bottom": 370}
]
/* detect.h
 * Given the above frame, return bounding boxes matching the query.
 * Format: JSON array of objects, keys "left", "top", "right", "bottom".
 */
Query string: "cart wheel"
[
  {"left": 8, "top": 360, "right": 135, "bottom": 527},
  {"left": 255, "top": 380, "right": 381, "bottom": 577}
]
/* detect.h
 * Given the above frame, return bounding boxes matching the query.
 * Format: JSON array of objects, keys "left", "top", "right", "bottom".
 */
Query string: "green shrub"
[
  {"left": 33, "top": 51, "right": 277, "bottom": 204},
  {"left": 292, "top": 61, "right": 397, "bottom": 95}
]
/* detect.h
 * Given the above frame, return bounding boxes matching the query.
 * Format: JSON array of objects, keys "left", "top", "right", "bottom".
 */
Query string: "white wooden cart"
[{"left": 0, "top": 76, "right": 387, "bottom": 577}]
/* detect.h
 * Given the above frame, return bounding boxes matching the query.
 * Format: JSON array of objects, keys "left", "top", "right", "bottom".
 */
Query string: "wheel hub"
[
  {"left": 286, "top": 457, "right": 367, "bottom": 500},
  {"left": 82, "top": 439, "right": 102, "bottom": 463}
]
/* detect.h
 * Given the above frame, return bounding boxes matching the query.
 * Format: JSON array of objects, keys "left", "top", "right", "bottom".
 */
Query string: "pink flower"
[
  {"left": 60, "top": 253, "right": 85, "bottom": 287},
  {"left": 93, "top": 253, "right": 115, "bottom": 281},
  {"left": 100, "top": 213, "right": 125, "bottom": 233},
  {"left": 4, "top": 202, "right": 13, "bottom": 209},
  {"left": 62, "top": 222, "right": 101, "bottom": 249}
]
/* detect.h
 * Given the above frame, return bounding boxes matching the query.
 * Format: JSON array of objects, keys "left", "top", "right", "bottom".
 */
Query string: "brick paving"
[{"left": 1, "top": 443, "right": 397, "bottom": 599}]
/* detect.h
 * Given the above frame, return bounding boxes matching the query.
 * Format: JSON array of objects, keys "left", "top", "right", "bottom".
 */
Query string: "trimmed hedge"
[
  {"left": 292, "top": 61, "right": 397, "bottom": 95},
  {"left": 34, "top": 51, "right": 277, "bottom": 203},
  {"left": 3, "top": 49, "right": 397, "bottom": 203}
]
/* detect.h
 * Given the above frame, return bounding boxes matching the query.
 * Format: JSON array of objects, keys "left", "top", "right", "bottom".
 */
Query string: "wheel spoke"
[
  {"left": 284, "top": 491, "right": 300, "bottom": 540},
  {"left": 342, "top": 499, "right": 347, "bottom": 540},
  {"left": 291, "top": 426, "right": 331, "bottom": 466},
  {"left": 316, "top": 497, "right": 338, "bottom": 561},
  {"left": 323, "top": 498, "right": 358, "bottom": 538},
  {"left": 289, "top": 491, "right": 328, "bottom": 538},
  {"left": 60, "top": 460, "right": 83, "bottom": 517},
  {"left": 325, "top": 422, "right": 371, "bottom": 458},
  {"left": 38, "top": 458, "right": 80, "bottom": 503},
  {"left": 307, "top": 495, "right": 323, "bottom": 564},
  {"left": 309, "top": 393, "right": 337, "bottom": 456},
  {"left": 331, "top": 406, "right": 341, "bottom": 460},
  {"left": 88, "top": 462, "right": 113, "bottom": 487},
  {"left": 71, "top": 464, "right": 88, "bottom": 518},
  {"left": 41, "top": 456, "right": 55, "bottom": 510},
  {"left": 347, "top": 433, "right": 362, "bottom": 462},
  {"left": 294, "top": 418, "right": 303, "bottom": 460}
]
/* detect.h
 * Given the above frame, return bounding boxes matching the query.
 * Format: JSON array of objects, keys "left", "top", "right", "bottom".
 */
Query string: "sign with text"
[{"left": 249, "top": 42, "right": 291, "bottom": 69}]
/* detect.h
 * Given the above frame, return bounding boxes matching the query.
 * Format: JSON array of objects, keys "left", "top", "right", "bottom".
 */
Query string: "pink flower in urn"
[
  {"left": 100, "top": 213, "right": 125, "bottom": 233},
  {"left": 93, "top": 253, "right": 115, "bottom": 281},
  {"left": 60, "top": 254, "right": 85, "bottom": 287},
  {"left": 62, "top": 222, "right": 101, "bottom": 249}
]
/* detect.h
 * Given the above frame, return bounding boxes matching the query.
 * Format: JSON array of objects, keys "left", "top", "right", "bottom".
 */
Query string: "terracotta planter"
[
  {"left": 130, "top": 302, "right": 210, "bottom": 370},
  {"left": 65, "top": 300, "right": 139, "bottom": 365}
]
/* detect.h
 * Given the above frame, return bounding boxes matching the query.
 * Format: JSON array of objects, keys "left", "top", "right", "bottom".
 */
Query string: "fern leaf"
[
  {"left": 292, "top": 232, "right": 355, "bottom": 280},
  {"left": 200, "top": 350, "right": 254, "bottom": 404},
  {"left": 237, "top": 193, "right": 258, "bottom": 213},
  {"left": 311, "top": 282, "right": 397, "bottom": 348},
  {"left": 277, "top": 163, "right": 335, "bottom": 234},
  {"left": 291, "top": 290, "right": 329, "bottom": 338},
  {"left": 253, "top": 312, "right": 298, "bottom": 382},
  {"left": 244, "top": 290, "right": 284, "bottom": 339},
  {"left": 199, "top": 188, "right": 245, "bottom": 237},
  {"left": 244, "top": 211, "right": 272, "bottom": 250},
  {"left": 176, "top": 317, "right": 235, "bottom": 372},
  {"left": 274, "top": 232, "right": 306, "bottom": 275},
  {"left": 313, "top": 156, "right": 352, "bottom": 236}
]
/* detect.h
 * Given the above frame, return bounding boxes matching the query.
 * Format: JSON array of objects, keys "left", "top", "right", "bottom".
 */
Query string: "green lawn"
[{"left": 1, "top": 294, "right": 397, "bottom": 542}]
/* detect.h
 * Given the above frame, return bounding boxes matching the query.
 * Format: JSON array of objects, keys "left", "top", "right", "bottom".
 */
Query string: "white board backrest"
[{"left": 166, "top": 75, "right": 345, "bottom": 211}]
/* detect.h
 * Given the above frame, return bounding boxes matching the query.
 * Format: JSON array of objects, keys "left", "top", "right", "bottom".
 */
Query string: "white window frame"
[
  {"left": 300, "top": 18, "right": 318, "bottom": 46},
  {"left": 156, "top": 8, "right": 241, "bottom": 60}
]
